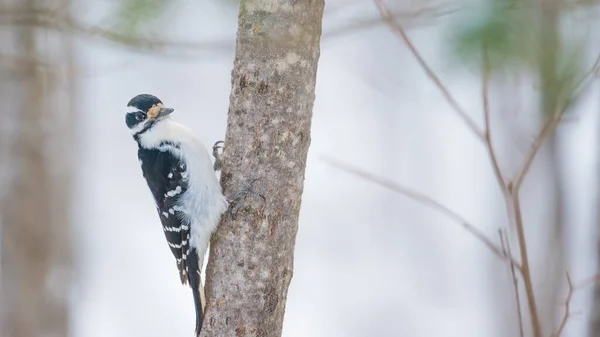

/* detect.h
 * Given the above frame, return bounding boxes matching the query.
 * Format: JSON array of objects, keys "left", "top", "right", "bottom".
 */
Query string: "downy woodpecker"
[{"left": 125, "top": 94, "right": 228, "bottom": 336}]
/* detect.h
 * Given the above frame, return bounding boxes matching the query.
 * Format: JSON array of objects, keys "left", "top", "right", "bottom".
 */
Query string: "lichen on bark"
[{"left": 199, "top": 0, "right": 324, "bottom": 336}]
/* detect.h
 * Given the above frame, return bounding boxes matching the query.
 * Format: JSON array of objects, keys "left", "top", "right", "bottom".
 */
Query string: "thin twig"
[
  {"left": 511, "top": 51, "right": 600, "bottom": 191},
  {"left": 500, "top": 230, "right": 524, "bottom": 337},
  {"left": 552, "top": 273, "right": 600, "bottom": 336},
  {"left": 570, "top": 52, "right": 600, "bottom": 96},
  {"left": 511, "top": 107, "right": 562, "bottom": 191},
  {"left": 325, "top": 5, "right": 461, "bottom": 40},
  {"left": 374, "top": 0, "right": 485, "bottom": 141},
  {"left": 555, "top": 272, "right": 573, "bottom": 337},
  {"left": 482, "top": 46, "right": 508, "bottom": 191},
  {"left": 0, "top": 7, "right": 232, "bottom": 53},
  {"left": 320, "top": 156, "right": 522, "bottom": 271}
]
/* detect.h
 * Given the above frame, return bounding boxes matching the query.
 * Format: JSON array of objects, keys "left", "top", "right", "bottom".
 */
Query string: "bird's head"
[{"left": 125, "top": 94, "right": 174, "bottom": 135}]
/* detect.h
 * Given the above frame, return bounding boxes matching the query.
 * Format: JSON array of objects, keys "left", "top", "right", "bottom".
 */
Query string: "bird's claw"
[
  {"left": 227, "top": 178, "right": 266, "bottom": 220},
  {"left": 212, "top": 140, "right": 224, "bottom": 171}
]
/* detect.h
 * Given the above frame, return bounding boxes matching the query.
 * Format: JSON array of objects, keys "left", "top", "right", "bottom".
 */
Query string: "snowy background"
[{"left": 2, "top": 0, "right": 600, "bottom": 336}]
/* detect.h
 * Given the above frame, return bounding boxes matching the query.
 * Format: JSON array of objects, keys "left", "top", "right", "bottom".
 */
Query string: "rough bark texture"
[
  {"left": 200, "top": 0, "right": 324, "bottom": 336},
  {"left": 0, "top": 1, "right": 74, "bottom": 336}
]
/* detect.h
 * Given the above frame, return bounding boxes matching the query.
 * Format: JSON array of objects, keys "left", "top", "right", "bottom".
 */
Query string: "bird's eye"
[{"left": 125, "top": 111, "right": 146, "bottom": 129}]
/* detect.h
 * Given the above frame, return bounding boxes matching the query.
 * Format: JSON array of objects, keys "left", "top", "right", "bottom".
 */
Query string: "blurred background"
[{"left": 1, "top": 0, "right": 599, "bottom": 336}]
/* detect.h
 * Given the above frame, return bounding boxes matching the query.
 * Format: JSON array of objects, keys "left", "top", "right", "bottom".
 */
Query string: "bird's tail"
[{"left": 188, "top": 248, "right": 206, "bottom": 336}]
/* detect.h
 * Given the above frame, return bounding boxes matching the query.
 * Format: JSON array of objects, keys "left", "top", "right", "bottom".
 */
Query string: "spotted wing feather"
[{"left": 138, "top": 143, "right": 191, "bottom": 284}]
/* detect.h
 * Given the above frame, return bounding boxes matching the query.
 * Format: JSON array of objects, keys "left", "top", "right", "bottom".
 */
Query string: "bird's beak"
[{"left": 158, "top": 108, "right": 174, "bottom": 117}]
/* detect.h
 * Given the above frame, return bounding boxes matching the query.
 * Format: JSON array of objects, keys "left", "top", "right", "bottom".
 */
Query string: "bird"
[{"left": 125, "top": 93, "right": 228, "bottom": 336}]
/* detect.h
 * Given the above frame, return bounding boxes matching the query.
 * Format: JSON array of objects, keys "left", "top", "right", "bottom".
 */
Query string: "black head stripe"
[{"left": 132, "top": 118, "right": 158, "bottom": 141}]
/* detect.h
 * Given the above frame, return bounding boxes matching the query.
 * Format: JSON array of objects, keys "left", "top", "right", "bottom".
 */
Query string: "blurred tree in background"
[
  {"left": 0, "top": 0, "right": 76, "bottom": 335},
  {"left": 0, "top": 0, "right": 178, "bottom": 336}
]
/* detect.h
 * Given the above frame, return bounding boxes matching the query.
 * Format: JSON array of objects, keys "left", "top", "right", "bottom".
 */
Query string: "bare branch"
[
  {"left": 512, "top": 51, "right": 600, "bottom": 191},
  {"left": 554, "top": 272, "right": 573, "bottom": 337},
  {"left": 482, "top": 48, "right": 508, "bottom": 192},
  {"left": 571, "top": 51, "right": 600, "bottom": 93},
  {"left": 321, "top": 156, "right": 522, "bottom": 271},
  {"left": 0, "top": 6, "right": 232, "bottom": 53},
  {"left": 373, "top": 0, "right": 485, "bottom": 141},
  {"left": 511, "top": 108, "right": 562, "bottom": 191},
  {"left": 511, "top": 192, "right": 542, "bottom": 337},
  {"left": 325, "top": 4, "right": 460, "bottom": 40},
  {"left": 552, "top": 273, "right": 600, "bottom": 336},
  {"left": 500, "top": 230, "right": 525, "bottom": 337}
]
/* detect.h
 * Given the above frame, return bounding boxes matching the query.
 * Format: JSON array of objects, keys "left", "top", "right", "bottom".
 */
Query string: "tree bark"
[{"left": 200, "top": 0, "right": 324, "bottom": 336}]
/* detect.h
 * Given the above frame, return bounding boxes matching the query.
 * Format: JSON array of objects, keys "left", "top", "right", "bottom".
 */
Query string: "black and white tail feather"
[{"left": 126, "top": 94, "right": 228, "bottom": 336}]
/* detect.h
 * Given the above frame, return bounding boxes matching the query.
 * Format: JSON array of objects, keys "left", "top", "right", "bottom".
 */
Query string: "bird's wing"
[{"left": 138, "top": 144, "right": 191, "bottom": 285}]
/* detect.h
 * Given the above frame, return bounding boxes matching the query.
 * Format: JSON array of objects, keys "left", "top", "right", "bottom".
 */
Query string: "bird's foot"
[
  {"left": 226, "top": 178, "right": 266, "bottom": 220},
  {"left": 212, "top": 140, "right": 224, "bottom": 171}
]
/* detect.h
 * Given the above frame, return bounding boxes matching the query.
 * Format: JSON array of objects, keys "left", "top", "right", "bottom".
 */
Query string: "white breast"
[{"left": 139, "top": 119, "right": 229, "bottom": 268}]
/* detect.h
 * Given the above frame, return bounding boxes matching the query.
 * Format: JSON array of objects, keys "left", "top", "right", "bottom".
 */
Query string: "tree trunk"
[{"left": 200, "top": 1, "right": 324, "bottom": 336}]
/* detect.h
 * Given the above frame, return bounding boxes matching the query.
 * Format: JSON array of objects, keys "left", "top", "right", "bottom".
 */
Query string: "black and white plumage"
[{"left": 125, "top": 94, "right": 228, "bottom": 335}]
